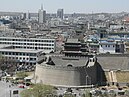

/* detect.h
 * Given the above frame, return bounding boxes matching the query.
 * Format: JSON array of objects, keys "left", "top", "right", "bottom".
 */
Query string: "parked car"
[{"left": 18, "top": 85, "right": 25, "bottom": 88}]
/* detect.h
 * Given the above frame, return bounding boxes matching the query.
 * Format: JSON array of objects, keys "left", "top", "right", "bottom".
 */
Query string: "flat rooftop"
[
  {"left": 0, "top": 37, "right": 55, "bottom": 40},
  {"left": 0, "top": 45, "right": 12, "bottom": 49},
  {"left": 0, "top": 48, "right": 42, "bottom": 53},
  {"left": 66, "top": 39, "right": 80, "bottom": 43}
]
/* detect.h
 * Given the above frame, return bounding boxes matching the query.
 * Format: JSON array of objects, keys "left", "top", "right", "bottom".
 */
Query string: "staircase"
[{"left": 108, "top": 71, "right": 117, "bottom": 82}]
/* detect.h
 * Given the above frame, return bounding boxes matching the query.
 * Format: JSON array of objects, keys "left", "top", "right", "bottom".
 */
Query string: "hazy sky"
[{"left": 0, "top": 0, "right": 128, "bottom": 13}]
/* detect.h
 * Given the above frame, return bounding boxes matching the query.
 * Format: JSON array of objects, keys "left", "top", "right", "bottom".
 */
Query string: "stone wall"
[
  {"left": 34, "top": 63, "right": 97, "bottom": 86},
  {"left": 35, "top": 64, "right": 81, "bottom": 86}
]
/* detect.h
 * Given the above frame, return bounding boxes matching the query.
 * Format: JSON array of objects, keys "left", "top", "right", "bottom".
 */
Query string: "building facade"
[
  {"left": 0, "top": 49, "right": 42, "bottom": 65},
  {"left": 0, "top": 37, "right": 56, "bottom": 53},
  {"left": 38, "top": 5, "right": 46, "bottom": 23},
  {"left": 99, "top": 39, "right": 124, "bottom": 54},
  {"left": 57, "top": 9, "right": 64, "bottom": 20}
]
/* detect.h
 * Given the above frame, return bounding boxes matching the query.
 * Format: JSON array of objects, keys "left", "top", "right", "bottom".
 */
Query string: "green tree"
[
  {"left": 83, "top": 90, "right": 92, "bottom": 97},
  {"left": 0, "top": 55, "right": 17, "bottom": 73},
  {"left": 20, "top": 89, "right": 32, "bottom": 97},
  {"left": 125, "top": 90, "right": 129, "bottom": 96},
  {"left": 21, "top": 84, "right": 57, "bottom": 97}
]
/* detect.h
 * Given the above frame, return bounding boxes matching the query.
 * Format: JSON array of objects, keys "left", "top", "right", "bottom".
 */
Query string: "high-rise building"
[
  {"left": 57, "top": 9, "right": 64, "bottom": 20},
  {"left": 38, "top": 4, "right": 46, "bottom": 23},
  {"left": 26, "top": 11, "right": 31, "bottom": 20},
  {"left": 43, "top": 10, "right": 46, "bottom": 23}
]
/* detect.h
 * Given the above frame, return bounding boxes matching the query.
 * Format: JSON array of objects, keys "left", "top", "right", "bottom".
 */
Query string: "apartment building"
[
  {"left": 0, "top": 37, "right": 56, "bottom": 66},
  {"left": 0, "top": 49, "right": 42, "bottom": 65},
  {"left": 0, "top": 37, "right": 56, "bottom": 53}
]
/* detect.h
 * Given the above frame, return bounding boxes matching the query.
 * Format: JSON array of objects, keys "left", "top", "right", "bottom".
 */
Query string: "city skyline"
[{"left": 0, "top": 0, "right": 129, "bottom": 13}]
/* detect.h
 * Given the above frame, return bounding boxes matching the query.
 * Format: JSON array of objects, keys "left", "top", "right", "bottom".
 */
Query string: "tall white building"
[
  {"left": 0, "top": 37, "right": 56, "bottom": 53},
  {"left": 0, "top": 37, "right": 56, "bottom": 65},
  {"left": 57, "top": 9, "right": 64, "bottom": 20},
  {"left": 26, "top": 11, "right": 30, "bottom": 20},
  {"left": 38, "top": 4, "right": 46, "bottom": 23}
]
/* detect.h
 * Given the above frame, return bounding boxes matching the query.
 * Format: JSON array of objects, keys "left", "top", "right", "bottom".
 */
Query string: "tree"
[
  {"left": 126, "top": 83, "right": 129, "bottom": 87},
  {"left": 0, "top": 55, "right": 17, "bottom": 73},
  {"left": 125, "top": 90, "right": 129, "bottom": 96},
  {"left": 20, "top": 89, "right": 32, "bottom": 97},
  {"left": 20, "top": 84, "right": 57, "bottom": 97},
  {"left": 83, "top": 90, "right": 92, "bottom": 97}
]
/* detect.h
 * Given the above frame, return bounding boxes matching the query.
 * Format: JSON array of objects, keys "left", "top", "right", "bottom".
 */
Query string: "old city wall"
[{"left": 35, "top": 64, "right": 81, "bottom": 86}]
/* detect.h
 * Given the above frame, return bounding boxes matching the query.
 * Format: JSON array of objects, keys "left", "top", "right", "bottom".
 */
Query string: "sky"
[{"left": 0, "top": 0, "right": 129, "bottom": 13}]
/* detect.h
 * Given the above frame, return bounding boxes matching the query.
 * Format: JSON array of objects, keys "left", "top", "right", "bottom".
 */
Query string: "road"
[{"left": 0, "top": 80, "right": 23, "bottom": 97}]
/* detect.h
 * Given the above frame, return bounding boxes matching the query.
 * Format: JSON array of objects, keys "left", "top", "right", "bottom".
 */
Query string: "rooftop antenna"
[
  {"left": 92, "top": 11, "right": 94, "bottom": 26},
  {"left": 41, "top": 4, "right": 43, "bottom": 10}
]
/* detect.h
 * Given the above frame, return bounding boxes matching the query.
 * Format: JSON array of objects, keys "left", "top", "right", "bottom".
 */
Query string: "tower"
[
  {"left": 26, "top": 11, "right": 30, "bottom": 20},
  {"left": 57, "top": 9, "right": 64, "bottom": 20},
  {"left": 38, "top": 4, "right": 46, "bottom": 23}
]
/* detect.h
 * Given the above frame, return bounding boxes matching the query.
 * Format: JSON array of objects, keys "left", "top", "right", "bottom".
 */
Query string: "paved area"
[{"left": 0, "top": 80, "right": 23, "bottom": 97}]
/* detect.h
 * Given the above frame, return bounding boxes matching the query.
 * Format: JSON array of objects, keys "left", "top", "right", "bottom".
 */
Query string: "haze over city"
[
  {"left": 0, "top": 0, "right": 128, "bottom": 13},
  {"left": 1, "top": 0, "right": 129, "bottom": 97}
]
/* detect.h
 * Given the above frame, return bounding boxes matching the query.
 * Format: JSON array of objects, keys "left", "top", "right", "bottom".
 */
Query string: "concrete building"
[
  {"left": 26, "top": 11, "right": 31, "bottom": 20},
  {"left": 99, "top": 39, "right": 124, "bottom": 54},
  {"left": 0, "top": 37, "right": 55, "bottom": 67},
  {"left": 0, "top": 37, "right": 56, "bottom": 53},
  {"left": 43, "top": 10, "right": 46, "bottom": 23},
  {"left": 99, "top": 40, "right": 116, "bottom": 54},
  {"left": 57, "top": 9, "right": 64, "bottom": 20},
  {"left": 0, "top": 48, "right": 42, "bottom": 65},
  {"left": 38, "top": 5, "right": 46, "bottom": 23}
]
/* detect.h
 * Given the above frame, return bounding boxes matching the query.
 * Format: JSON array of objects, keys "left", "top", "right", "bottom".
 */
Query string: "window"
[
  {"left": 108, "top": 45, "right": 110, "bottom": 47},
  {"left": 30, "top": 58, "right": 36, "bottom": 61},
  {"left": 9, "top": 52, "right": 11, "bottom": 55}
]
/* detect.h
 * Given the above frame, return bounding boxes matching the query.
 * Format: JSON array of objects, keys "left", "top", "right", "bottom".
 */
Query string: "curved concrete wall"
[{"left": 35, "top": 64, "right": 81, "bottom": 86}]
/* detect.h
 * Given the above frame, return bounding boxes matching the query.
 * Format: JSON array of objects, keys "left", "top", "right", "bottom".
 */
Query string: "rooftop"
[
  {"left": 66, "top": 39, "right": 80, "bottom": 43},
  {"left": 0, "top": 48, "right": 42, "bottom": 53},
  {"left": 50, "top": 56, "right": 89, "bottom": 67}
]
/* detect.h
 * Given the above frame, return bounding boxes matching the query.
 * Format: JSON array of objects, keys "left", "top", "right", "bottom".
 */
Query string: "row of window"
[
  {"left": 5, "top": 56, "right": 36, "bottom": 61},
  {"left": 15, "top": 46, "right": 54, "bottom": 50},
  {"left": 0, "top": 38, "right": 55, "bottom": 43},
  {"left": 101, "top": 45, "right": 115, "bottom": 48},
  {"left": 0, "top": 42, "right": 54, "bottom": 46},
  {"left": 0, "top": 52, "right": 37, "bottom": 56}
]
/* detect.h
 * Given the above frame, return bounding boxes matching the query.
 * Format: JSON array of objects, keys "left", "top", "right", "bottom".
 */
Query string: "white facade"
[
  {"left": 0, "top": 49, "right": 42, "bottom": 65},
  {"left": 99, "top": 43, "right": 116, "bottom": 54},
  {"left": 38, "top": 9, "right": 44, "bottom": 23},
  {"left": 0, "top": 37, "right": 56, "bottom": 53},
  {"left": 38, "top": 5, "right": 46, "bottom": 23}
]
